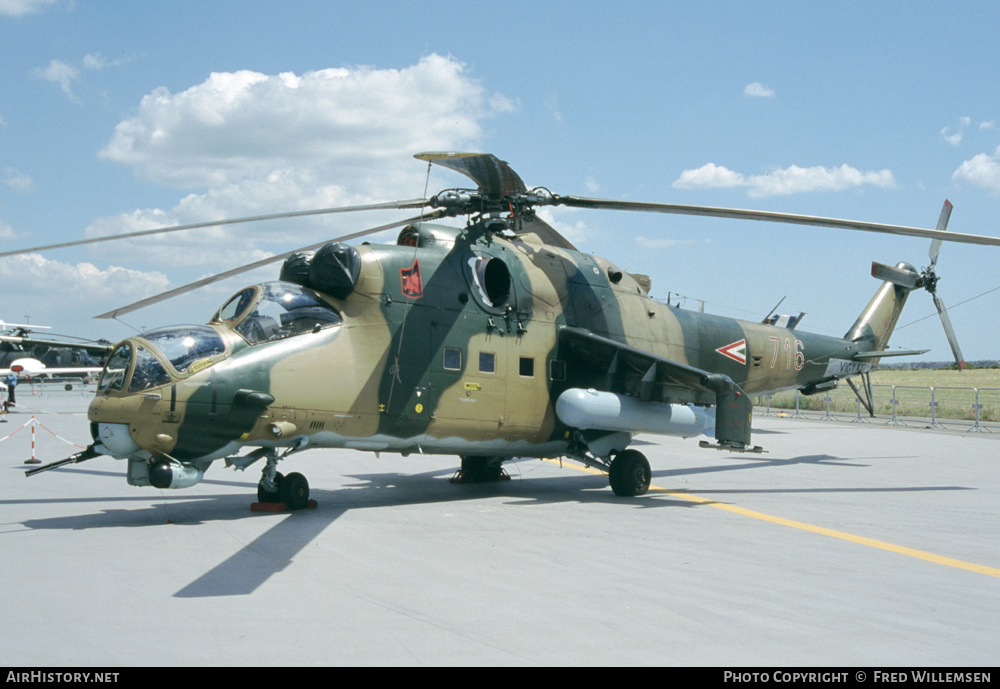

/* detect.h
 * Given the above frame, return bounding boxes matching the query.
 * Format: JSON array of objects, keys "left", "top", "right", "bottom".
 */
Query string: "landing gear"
[
  {"left": 608, "top": 449, "right": 651, "bottom": 497},
  {"left": 453, "top": 455, "right": 508, "bottom": 483},
  {"left": 257, "top": 471, "right": 284, "bottom": 503},
  {"left": 254, "top": 450, "right": 312, "bottom": 510}
]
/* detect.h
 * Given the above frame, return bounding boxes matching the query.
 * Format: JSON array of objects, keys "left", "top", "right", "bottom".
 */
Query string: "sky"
[{"left": 1, "top": 0, "right": 999, "bottom": 365}]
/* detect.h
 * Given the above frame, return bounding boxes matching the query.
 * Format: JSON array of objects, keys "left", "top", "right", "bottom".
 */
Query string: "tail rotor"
[{"left": 871, "top": 200, "right": 965, "bottom": 370}]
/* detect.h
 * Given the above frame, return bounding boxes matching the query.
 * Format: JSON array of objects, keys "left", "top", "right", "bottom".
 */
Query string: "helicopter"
[
  {"left": 16, "top": 152, "right": 1000, "bottom": 508},
  {"left": 1, "top": 320, "right": 110, "bottom": 390}
]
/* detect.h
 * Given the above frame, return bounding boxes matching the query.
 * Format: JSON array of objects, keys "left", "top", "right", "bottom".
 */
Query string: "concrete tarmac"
[{"left": 1, "top": 385, "right": 998, "bottom": 666}]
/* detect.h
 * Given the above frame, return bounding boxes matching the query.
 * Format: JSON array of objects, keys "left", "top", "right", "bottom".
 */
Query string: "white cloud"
[
  {"left": 673, "top": 163, "right": 895, "bottom": 198},
  {"left": 744, "top": 82, "right": 774, "bottom": 98},
  {"left": 81, "top": 53, "right": 127, "bottom": 71},
  {"left": 952, "top": 146, "right": 1000, "bottom": 193},
  {"left": 941, "top": 117, "right": 970, "bottom": 146},
  {"left": 33, "top": 59, "right": 81, "bottom": 101},
  {"left": 32, "top": 53, "right": 130, "bottom": 102},
  {"left": 489, "top": 93, "right": 519, "bottom": 113},
  {"left": 82, "top": 54, "right": 512, "bottom": 275},
  {"left": 0, "top": 0, "right": 57, "bottom": 17},
  {"left": 0, "top": 219, "right": 18, "bottom": 240},
  {"left": 4, "top": 167, "right": 35, "bottom": 193},
  {"left": 0, "top": 253, "right": 169, "bottom": 314},
  {"left": 99, "top": 55, "right": 497, "bottom": 193},
  {"left": 674, "top": 162, "right": 746, "bottom": 189}
]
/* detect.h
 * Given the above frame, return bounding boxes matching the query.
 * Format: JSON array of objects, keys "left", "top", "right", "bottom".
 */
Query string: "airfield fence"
[{"left": 757, "top": 385, "right": 1000, "bottom": 431}]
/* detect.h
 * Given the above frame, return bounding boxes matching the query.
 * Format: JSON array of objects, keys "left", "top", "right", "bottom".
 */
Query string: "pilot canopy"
[{"left": 213, "top": 282, "right": 343, "bottom": 344}]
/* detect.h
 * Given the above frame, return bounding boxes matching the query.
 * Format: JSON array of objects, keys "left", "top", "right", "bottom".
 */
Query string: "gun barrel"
[{"left": 24, "top": 445, "right": 100, "bottom": 477}]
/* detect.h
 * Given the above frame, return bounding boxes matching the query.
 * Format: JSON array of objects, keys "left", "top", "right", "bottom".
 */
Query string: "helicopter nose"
[
  {"left": 88, "top": 324, "right": 276, "bottom": 462},
  {"left": 89, "top": 372, "right": 276, "bottom": 462},
  {"left": 93, "top": 421, "right": 142, "bottom": 456}
]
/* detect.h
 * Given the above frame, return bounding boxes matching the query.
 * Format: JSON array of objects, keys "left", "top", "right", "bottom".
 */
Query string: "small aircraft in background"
[{"left": 1, "top": 320, "right": 110, "bottom": 388}]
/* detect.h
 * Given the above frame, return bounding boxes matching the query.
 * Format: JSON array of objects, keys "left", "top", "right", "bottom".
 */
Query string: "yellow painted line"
[{"left": 543, "top": 458, "right": 1000, "bottom": 579}]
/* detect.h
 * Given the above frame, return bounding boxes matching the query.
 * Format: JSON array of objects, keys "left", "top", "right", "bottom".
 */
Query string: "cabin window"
[
  {"left": 443, "top": 348, "right": 462, "bottom": 371},
  {"left": 479, "top": 352, "right": 496, "bottom": 374},
  {"left": 519, "top": 357, "right": 534, "bottom": 377}
]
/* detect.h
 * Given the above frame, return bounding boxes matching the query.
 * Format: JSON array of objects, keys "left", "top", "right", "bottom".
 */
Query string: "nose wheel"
[
  {"left": 257, "top": 471, "right": 285, "bottom": 503},
  {"left": 254, "top": 451, "right": 313, "bottom": 511},
  {"left": 278, "top": 472, "right": 310, "bottom": 510}
]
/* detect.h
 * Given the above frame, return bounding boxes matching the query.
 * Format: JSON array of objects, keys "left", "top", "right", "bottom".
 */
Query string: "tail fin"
[{"left": 844, "top": 261, "right": 920, "bottom": 353}]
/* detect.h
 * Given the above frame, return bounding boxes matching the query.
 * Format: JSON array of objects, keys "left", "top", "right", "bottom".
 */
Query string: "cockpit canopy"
[
  {"left": 97, "top": 282, "right": 343, "bottom": 395},
  {"left": 98, "top": 325, "right": 227, "bottom": 394},
  {"left": 212, "top": 282, "right": 343, "bottom": 344}
]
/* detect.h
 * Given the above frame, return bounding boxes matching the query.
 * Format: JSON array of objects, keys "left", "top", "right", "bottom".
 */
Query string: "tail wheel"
[
  {"left": 279, "top": 472, "right": 310, "bottom": 510},
  {"left": 608, "top": 450, "right": 651, "bottom": 497}
]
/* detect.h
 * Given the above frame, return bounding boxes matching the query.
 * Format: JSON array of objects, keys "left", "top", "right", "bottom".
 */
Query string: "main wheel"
[
  {"left": 608, "top": 450, "right": 651, "bottom": 497},
  {"left": 279, "top": 472, "right": 310, "bottom": 510},
  {"left": 257, "top": 472, "right": 284, "bottom": 503},
  {"left": 460, "top": 456, "right": 504, "bottom": 482}
]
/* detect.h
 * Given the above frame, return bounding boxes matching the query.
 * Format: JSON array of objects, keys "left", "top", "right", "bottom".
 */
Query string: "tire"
[
  {"left": 279, "top": 472, "right": 310, "bottom": 510},
  {"left": 608, "top": 450, "right": 651, "bottom": 497},
  {"left": 257, "top": 472, "right": 284, "bottom": 503}
]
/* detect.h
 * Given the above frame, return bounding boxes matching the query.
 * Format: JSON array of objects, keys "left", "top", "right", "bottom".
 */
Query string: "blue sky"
[{"left": 2, "top": 1, "right": 999, "bottom": 364}]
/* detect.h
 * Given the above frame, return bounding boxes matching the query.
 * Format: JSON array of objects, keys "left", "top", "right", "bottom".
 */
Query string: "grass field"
[{"left": 759, "top": 368, "right": 1000, "bottom": 421}]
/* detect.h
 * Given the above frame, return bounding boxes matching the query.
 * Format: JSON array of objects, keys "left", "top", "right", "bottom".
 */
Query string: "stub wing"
[{"left": 557, "top": 326, "right": 758, "bottom": 451}]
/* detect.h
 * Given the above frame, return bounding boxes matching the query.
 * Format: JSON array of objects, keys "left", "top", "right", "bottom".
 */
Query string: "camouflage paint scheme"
[{"left": 84, "top": 215, "right": 913, "bottom": 487}]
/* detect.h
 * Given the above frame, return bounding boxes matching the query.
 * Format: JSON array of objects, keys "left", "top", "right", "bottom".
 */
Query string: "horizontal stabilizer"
[{"left": 854, "top": 349, "right": 929, "bottom": 359}]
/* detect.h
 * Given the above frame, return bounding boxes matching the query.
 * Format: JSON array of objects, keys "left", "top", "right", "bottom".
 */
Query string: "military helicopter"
[
  {"left": 17, "top": 153, "right": 1000, "bottom": 508},
  {"left": 1, "top": 320, "right": 110, "bottom": 386}
]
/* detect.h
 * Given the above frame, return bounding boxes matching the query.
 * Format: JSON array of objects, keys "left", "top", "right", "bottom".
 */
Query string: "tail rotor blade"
[
  {"left": 928, "top": 199, "right": 953, "bottom": 268},
  {"left": 932, "top": 294, "right": 966, "bottom": 371}
]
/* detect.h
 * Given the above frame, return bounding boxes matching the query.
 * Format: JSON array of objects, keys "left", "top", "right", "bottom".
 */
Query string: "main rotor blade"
[
  {"left": 932, "top": 294, "right": 966, "bottom": 371},
  {"left": 0, "top": 199, "right": 431, "bottom": 259},
  {"left": 553, "top": 196, "right": 1000, "bottom": 248},
  {"left": 516, "top": 214, "right": 578, "bottom": 251},
  {"left": 94, "top": 211, "right": 444, "bottom": 320},
  {"left": 0, "top": 334, "right": 113, "bottom": 353},
  {"left": 416, "top": 152, "right": 527, "bottom": 198}
]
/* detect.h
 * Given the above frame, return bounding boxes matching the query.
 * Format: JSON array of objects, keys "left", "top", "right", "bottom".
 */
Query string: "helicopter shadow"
[{"left": 15, "top": 454, "right": 971, "bottom": 598}]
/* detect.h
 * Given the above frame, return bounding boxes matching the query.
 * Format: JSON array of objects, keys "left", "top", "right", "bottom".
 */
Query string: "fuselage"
[{"left": 87, "top": 220, "right": 877, "bottom": 471}]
